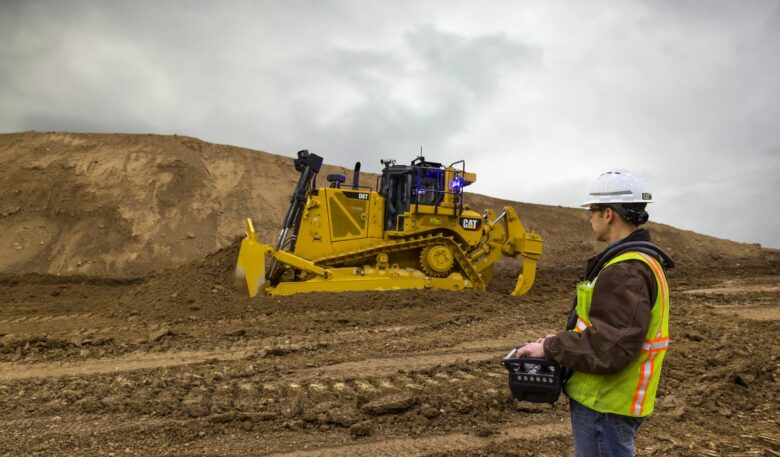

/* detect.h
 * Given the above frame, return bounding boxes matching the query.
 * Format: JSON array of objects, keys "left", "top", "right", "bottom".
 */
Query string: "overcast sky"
[{"left": 2, "top": 1, "right": 779, "bottom": 248}]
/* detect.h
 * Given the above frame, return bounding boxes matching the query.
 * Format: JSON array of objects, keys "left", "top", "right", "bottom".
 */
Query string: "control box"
[{"left": 501, "top": 352, "right": 562, "bottom": 404}]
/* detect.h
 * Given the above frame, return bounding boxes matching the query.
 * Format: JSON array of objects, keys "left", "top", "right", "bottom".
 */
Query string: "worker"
[{"left": 515, "top": 169, "right": 674, "bottom": 457}]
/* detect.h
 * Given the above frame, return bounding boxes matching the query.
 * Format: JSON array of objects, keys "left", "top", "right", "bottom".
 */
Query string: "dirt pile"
[
  {"left": 0, "top": 132, "right": 359, "bottom": 276},
  {"left": 1, "top": 131, "right": 774, "bottom": 278}
]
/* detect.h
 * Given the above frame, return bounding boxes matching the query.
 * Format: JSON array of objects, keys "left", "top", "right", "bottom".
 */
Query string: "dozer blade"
[{"left": 235, "top": 218, "right": 268, "bottom": 297}]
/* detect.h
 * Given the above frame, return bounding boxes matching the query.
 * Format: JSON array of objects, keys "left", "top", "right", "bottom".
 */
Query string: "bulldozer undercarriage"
[
  {"left": 239, "top": 214, "right": 541, "bottom": 297},
  {"left": 313, "top": 233, "right": 484, "bottom": 287},
  {"left": 246, "top": 233, "right": 484, "bottom": 296},
  {"left": 419, "top": 244, "right": 455, "bottom": 277}
]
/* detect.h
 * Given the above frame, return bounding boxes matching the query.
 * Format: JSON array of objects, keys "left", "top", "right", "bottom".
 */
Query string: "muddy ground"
[{"left": 0, "top": 241, "right": 778, "bottom": 456}]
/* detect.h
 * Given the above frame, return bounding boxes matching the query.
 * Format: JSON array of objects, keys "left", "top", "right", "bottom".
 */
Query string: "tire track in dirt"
[
  {"left": 681, "top": 279, "right": 780, "bottom": 295},
  {"left": 0, "top": 312, "right": 97, "bottom": 325},
  {"left": 0, "top": 329, "right": 552, "bottom": 381},
  {"left": 709, "top": 305, "right": 780, "bottom": 321},
  {"left": 682, "top": 277, "right": 780, "bottom": 321},
  {"left": 309, "top": 333, "right": 545, "bottom": 380},
  {"left": 311, "top": 350, "right": 502, "bottom": 379},
  {"left": 0, "top": 365, "right": 507, "bottom": 422},
  {"left": 262, "top": 421, "right": 569, "bottom": 457},
  {"left": 0, "top": 347, "right": 255, "bottom": 381},
  {"left": 0, "top": 312, "right": 121, "bottom": 339},
  {"left": 684, "top": 286, "right": 780, "bottom": 295},
  {"left": 271, "top": 367, "right": 504, "bottom": 401},
  {"left": 0, "top": 413, "right": 174, "bottom": 437}
]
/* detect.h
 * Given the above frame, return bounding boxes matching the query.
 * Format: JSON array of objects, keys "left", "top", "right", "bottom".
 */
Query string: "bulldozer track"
[
  {"left": 0, "top": 347, "right": 254, "bottom": 381},
  {"left": 709, "top": 304, "right": 780, "bottom": 321},
  {"left": 0, "top": 329, "right": 551, "bottom": 444},
  {"left": 1, "top": 319, "right": 132, "bottom": 338},
  {"left": 265, "top": 365, "right": 505, "bottom": 399},
  {"left": 0, "top": 328, "right": 550, "bottom": 382},
  {"left": 1, "top": 361, "right": 518, "bottom": 451},
  {"left": 312, "top": 233, "right": 486, "bottom": 289},
  {"left": 0, "top": 312, "right": 97, "bottom": 325}
]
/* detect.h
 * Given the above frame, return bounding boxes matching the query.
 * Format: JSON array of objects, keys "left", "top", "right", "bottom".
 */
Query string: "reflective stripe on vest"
[
  {"left": 565, "top": 251, "right": 670, "bottom": 417},
  {"left": 630, "top": 252, "right": 669, "bottom": 416}
]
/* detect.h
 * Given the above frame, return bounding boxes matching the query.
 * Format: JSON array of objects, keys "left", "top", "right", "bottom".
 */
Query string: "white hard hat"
[{"left": 581, "top": 169, "right": 653, "bottom": 208}]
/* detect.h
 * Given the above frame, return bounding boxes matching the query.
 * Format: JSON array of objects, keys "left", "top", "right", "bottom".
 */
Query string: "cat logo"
[{"left": 460, "top": 217, "right": 482, "bottom": 231}]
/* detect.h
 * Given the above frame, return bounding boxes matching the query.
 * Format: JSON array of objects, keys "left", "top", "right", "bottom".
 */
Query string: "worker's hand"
[
  {"left": 514, "top": 341, "right": 545, "bottom": 358},
  {"left": 533, "top": 334, "right": 557, "bottom": 344}
]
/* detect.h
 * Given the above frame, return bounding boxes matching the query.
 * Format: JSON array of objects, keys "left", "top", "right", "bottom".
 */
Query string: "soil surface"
[
  {"left": 0, "top": 132, "right": 779, "bottom": 456},
  {"left": 1, "top": 250, "right": 778, "bottom": 456}
]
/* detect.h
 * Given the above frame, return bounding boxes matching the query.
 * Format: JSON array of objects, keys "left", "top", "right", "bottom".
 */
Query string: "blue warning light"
[{"left": 449, "top": 176, "right": 465, "bottom": 190}]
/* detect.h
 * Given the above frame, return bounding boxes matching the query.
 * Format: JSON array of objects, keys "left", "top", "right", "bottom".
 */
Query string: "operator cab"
[{"left": 379, "top": 156, "right": 449, "bottom": 231}]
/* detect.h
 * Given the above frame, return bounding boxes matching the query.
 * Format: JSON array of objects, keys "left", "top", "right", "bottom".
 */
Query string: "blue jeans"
[{"left": 570, "top": 398, "right": 645, "bottom": 457}]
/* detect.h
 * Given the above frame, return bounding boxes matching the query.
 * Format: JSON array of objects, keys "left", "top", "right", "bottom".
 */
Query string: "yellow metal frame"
[
  {"left": 234, "top": 163, "right": 543, "bottom": 297},
  {"left": 269, "top": 267, "right": 471, "bottom": 296}
]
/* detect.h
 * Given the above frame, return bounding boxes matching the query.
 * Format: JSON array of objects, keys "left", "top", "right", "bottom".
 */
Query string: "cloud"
[
  {"left": 285, "top": 25, "right": 539, "bottom": 165},
  {"left": 1, "top": 0, "right": 778, "bottom": 247}
]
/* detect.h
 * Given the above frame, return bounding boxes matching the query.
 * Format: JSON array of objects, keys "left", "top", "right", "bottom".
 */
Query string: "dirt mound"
[
  {"left": 0, "top": 131, "right": 358, "bottom": 276},
  {"left": 2, "top": 131, "right": 776, "bottom": 279}
]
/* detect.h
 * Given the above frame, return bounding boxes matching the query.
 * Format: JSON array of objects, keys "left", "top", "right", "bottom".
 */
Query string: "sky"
[{"left": 1, "top": 0, "right": 779, "bottom": 248}]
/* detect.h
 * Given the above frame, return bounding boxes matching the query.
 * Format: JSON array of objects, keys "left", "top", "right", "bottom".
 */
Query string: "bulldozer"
[{"left": 235, "top": 150, "right": 543, "bottom": 297}]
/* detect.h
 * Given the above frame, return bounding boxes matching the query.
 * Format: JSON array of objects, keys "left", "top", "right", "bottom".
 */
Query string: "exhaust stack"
[{"left": 352, "top": 161, "right": 361, "bottom": 189}]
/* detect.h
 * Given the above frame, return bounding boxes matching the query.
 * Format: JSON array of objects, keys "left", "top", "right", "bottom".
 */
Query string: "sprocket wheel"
[{"left": 419, "top": 244, "right": 455, "bottom": 277}]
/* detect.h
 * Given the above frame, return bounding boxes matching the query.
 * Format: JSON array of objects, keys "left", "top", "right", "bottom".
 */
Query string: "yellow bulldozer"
[{"left": 235, "top": 150, "right": 543, "bottom": 297}]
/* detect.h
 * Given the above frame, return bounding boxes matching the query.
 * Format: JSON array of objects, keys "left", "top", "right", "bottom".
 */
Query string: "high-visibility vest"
[{"left": 564, "top": 251, "right": 670, "bottom": 417}]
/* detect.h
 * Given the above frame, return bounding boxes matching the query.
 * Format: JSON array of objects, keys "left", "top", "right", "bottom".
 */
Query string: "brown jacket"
[{"left": 543, "top": 230, "right": 659, "bottom": 375}]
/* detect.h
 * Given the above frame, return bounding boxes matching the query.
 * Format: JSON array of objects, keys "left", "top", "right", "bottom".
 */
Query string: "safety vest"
[{"left": 564, "top": 251, "right": 670, "bottom": 417}]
